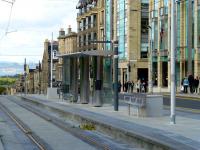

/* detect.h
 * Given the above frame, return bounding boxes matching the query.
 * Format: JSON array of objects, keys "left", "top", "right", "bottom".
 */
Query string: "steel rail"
[
  {"left": 9, "top": 97, "right": 114, "bottom": 150},
  {"left": 0, "top": 101, "right": 49, "bottom": 150}
]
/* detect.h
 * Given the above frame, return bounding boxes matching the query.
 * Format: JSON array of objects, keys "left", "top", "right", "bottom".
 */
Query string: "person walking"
[
  {"left": 194, "top": 76, "right": 199, "bottom": 94},
  {"left": 130, "top": 81, "right": 134, "bottom": 93},
  {"left": 118, "top": 81, "right": 122, "bottom": 93},
  {"left": 136, "top": 79, "right": 141, "bottom": 93},
  {"left": 124, "top": 81, "right": 128, "bottom": 92},
  {"left": 183, "top": 77, "right": 189, "bottom": 93},
  {"left": 188, "top": 74, "right": 194, "bottom": 93}
]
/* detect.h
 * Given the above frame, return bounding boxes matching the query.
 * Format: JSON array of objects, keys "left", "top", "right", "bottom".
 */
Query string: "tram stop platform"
[{"left": 19, "top": 94, "right": 200, "bottom": 150}]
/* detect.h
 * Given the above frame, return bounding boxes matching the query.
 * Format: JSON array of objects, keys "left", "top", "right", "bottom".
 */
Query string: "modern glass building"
[
  {"left": 112, "top": 0, "right": 149, "bottom": 88},
  {"left": 149, "top": 0, "right": 199, "bottom": 92}
]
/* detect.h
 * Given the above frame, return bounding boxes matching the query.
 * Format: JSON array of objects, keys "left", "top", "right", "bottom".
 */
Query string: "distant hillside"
[
  {"left": 0, "top": 61, "right": 24, "bottom": 76},
  {"left": 0, "top": 77, "right": 17, "bottom": 86},
  {"left": 0, "top": 61, "right": 37, "bottom": 76}
]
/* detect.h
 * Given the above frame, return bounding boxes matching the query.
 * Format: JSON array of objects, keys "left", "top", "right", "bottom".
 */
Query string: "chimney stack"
[
  {"left": 68, "top": 25, "right": 72, "bottom": 34},
  {"left": 59, "top": 28, "right": 65, "bottom": 37}
]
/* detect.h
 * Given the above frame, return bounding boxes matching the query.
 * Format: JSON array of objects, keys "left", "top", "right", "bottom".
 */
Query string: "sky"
[{"left": 0, "top": 0, "right": 77, "bottom": 65}]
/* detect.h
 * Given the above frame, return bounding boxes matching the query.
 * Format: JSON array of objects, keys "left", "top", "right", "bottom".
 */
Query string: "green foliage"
[
  {"left": 80, "top": 123, "right": 96, "bottom": 130},
  {"left": 0, "top": 87, "right": 6, "bottom": 94},
  {"left": 0, "top": 77, "right": 17, "bottom": 86}
]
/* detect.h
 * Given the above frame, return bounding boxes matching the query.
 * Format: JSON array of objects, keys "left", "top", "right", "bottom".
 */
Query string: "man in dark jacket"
[
  {"left": 194, "top": 76, "right": 199, "bottom": 94},
  {"left": 188, "top": 74, "right": 194, "bottom": 93}
]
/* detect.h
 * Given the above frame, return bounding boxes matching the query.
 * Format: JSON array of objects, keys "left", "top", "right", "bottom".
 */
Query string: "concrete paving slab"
[
  {"left": 0, "top": 98, "right": 96, "bottom": 150},
  {"left": 20, "top": 94, "right": 200, "bottom": 149}
]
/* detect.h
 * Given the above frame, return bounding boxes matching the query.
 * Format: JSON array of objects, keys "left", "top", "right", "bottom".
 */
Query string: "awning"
[{"left": 57, "top": 50, "right": 113, "bottom": 58}]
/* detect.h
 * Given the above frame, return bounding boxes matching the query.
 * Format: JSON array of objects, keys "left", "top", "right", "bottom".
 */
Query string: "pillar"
[
  {"left": 187, "top": 1, "right": 193, "bottom": 74},
  {"left": 157, "top": 58, "right": 162, "bottom": 92},
  {"left": 70, "top": 57, "right": 78, "bottom": 102},
  {"left": 91, "top": 15, "right": 94, "bottom": 28},
  {"left": 93, "top": 56, "right": 103, "bottom": 106},
  {"left": 80, "top": 57, "right": 89, "bottom": 104},
  {"left": 62, "top": 57, "right": 70, "bottom": 97}
]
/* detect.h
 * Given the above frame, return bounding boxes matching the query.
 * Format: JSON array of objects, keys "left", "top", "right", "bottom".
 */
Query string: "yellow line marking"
[
  {"left": 164, "top": 106, "right": 200, "bottom": 113},
  {"left": 163, "top": 95, "right": 200, "bottom": 101}
]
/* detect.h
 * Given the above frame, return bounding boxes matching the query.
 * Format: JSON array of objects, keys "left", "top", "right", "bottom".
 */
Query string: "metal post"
[
  {"left": 50, "top": 32, "right": 53, "bottom": 88},
  {"left": 148, "top": 26, "right": 153, "bottom": 93},
  {"left": 24, "top": 58, "right": 27, "bottom": 96},
  {"left": 187, "top": 0, "right": 192, "bottom": 75},
  {"left": 113, "top": 41, "right": 118, "bottom": 111},
  {"left": 170, "top": 0, "right": 176, "bottom": 124}
]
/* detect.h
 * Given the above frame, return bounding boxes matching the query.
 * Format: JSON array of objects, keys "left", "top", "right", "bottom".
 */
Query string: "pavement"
[{"left": 19, "top": 94, "right": 200, "bottom": 150}]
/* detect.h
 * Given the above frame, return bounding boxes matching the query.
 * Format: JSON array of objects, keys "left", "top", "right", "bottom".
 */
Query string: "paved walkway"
[
  {"left": 21, "top": 94, "right": 200, "bottom": 149},
  {"left": 121, "top": 91, "right": 200, "bottom": 99}
]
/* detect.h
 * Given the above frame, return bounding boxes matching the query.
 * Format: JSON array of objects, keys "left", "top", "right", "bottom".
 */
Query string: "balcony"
[
  {"left": 77, "top": 44, "right": 97, "bottom": 51},
  {"left": 78, "top": 24, "right": 97, "bottom": 35},
  {"left": 77, "top": 5, "right": 98, "bottom": 19}
]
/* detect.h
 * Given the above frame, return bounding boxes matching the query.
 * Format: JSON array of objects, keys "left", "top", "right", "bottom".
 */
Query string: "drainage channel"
[{"left": 7, "top": 96, "right": 139, "bottom": 150}]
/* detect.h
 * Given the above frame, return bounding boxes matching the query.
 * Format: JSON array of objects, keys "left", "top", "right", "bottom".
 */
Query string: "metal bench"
[{"left": 124, "top": 94, "right": 146, "bottom": 117}]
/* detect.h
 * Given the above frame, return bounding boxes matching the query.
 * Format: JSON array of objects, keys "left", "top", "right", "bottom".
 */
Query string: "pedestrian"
[
  {"left": 143, "top": 81, "right": 147, "bottom": 93},
  {"left": 183, "top": 77, "right": 189, "bottom": 93},
  {"left": 118, "top": 81, "right": 122, "bottom": 93},
  {"left": 125, "top": 81, "right": 128, "bottom": 92},
  {"left": 123, "top": 82, "right": 125, "bottom": 92},
  {"left": 136, "top": 79, "right": 141, "bottom": 93},
  {"left": 128, "top": 81, "right": 131, "bottom": 92},
  {"left": 188, "top": 74, "right": 194, "bottom": 93},
  {"left": 141, "top": 82, "right": 145, "bottom": 93},
  {"left": 194, "top": 76, "right": 199, "bottom": 94},
  {"left": 130, "top": 81, "right": 134, "bottom": 93}
]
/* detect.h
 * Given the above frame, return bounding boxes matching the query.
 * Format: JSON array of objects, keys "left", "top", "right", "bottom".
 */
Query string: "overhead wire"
[{"left": 0, "top": 0, "right": 15, "bottom": 41}]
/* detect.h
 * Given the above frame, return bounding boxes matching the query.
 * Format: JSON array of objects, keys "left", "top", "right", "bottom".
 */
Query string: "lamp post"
[
  {"left": 113, "top": 40, "right": 119, "bottom": 111},
  {"left": 147, "top": 26, "right": 153, "bottom": 94},
  {"left": 50, "top": 32, "right": 53, "bottom": 88},
  {"left": 170, "top": 0, "right": 176, "bottom": 124}
]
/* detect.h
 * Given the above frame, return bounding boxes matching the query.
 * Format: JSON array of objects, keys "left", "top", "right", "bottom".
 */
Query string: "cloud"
[{"left": 0, "top": 0, "right": 78, "bottom": 66}]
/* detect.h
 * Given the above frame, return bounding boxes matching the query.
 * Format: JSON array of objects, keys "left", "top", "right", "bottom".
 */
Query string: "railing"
[{"left": 123, "top": 94, "right": 146, "bottom": 116}]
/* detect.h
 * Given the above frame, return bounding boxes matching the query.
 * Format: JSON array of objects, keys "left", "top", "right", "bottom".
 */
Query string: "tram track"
[
  {"left": 3, "top": 96, "right": 134, "bottom": 150},
  {"left": 0, "top": 100, "right": 51, "bottom": 150}
]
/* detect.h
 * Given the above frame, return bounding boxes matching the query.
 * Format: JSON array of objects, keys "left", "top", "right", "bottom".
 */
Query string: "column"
[
  {"left": 93, "top": 56, "right": 103, "bottom": 106},
  {"left": 86, "top": 16, "right": 89, "bottom": 30},
  {"left": 70, "top": 57, "right": 78, "bottom": 102},
  {"left": 86, "top": 33, "right": 88, "bottom": 46},
  {"left": 157, "top": 57, "right": 162, "bottom": 92},
  {"left": 62, "top": 57, "right": 70, "bottom": 97},
  {"left": 187, "top": 1, "right": 193, "bottom": 74},
  {"left": 91, "top": 15, "right": 94, "bottom": 28},
  {"left": 80, "top": 57, "right": 89, "bottom": 104}
]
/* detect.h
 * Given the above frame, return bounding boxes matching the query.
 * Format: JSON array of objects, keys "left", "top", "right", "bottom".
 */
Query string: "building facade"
[
  {"left": 57, "top": 26, "right": 78, "bottom": 99},
  {"left": 57, "top": 0, "right": 113, "bottom": 105},
  {"left": 57, "top": 26, "right": 77, "bottom": 81},
  {"left": 41, "top": 40, "right": 58, "bottom": 94},
  {"left": 15, "top": 74, "right": 25, "bottom": 94},
  {"left": 33, "top": 63, "right": 42, "bottom": 94},
  {"left": 112, "top": 0, "right": 149, "bottom": 89},
  {"left": 27, "top": 69, "right": 35, "bottom": 94},
  {"left": 77, "top": 0, "right": 106, "bottom": 104},
  {"left": 149, "top": 0, "right": 200, "bottom": 92}
]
